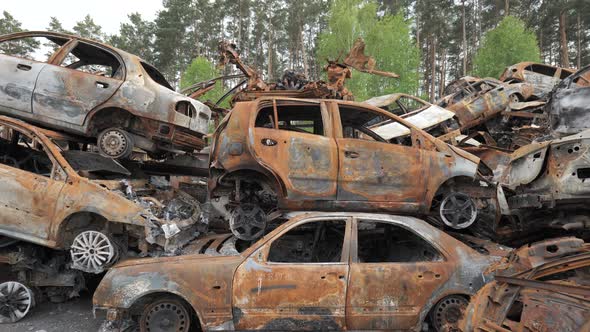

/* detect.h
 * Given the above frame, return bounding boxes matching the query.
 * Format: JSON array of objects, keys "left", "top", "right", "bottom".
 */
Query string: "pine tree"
[
  {"left": 108, "top": 13, "right": 155, "bottom": 62},
  {"left": 0, "top": 11, "right": 39, "bottom": 58},
  {"left": 73, "top": 15, "right": 104, "bottom": 41}
]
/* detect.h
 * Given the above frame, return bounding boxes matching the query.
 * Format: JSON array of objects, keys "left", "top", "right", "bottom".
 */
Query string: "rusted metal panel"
[{"left": 462, "top": 237, "right": 590, "bottom": 332}]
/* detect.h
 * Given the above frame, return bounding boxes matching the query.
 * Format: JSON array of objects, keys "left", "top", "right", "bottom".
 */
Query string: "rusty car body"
[
  {"left": 548, "top": 64, "right": 590, "bottom": 137},
  {"left": 464, "top": 129, "right": 590, "bottom": 241},
  {"left": 93, "top": 212, "right": 507, "bottom": 332},
  {"left": 461, "top": 237, "right": 590, "bottom": 332},
  {"left": 0, "top": 116, "right": 203, "bottom": 273},
  {"left": 0, "top": 31, "right": 211, "bottom": 159},
  {"left": 208, "top": 96, "right": 490, "bottom": 240},
  {"left": 437, "top": 77, "right": 538, "bottom": 149},
  {"left": 500, "top": 62, "right": 577, "bottom": 99},
  {"left": 214, "top": 38, "right": 398, "bottom": 105}
]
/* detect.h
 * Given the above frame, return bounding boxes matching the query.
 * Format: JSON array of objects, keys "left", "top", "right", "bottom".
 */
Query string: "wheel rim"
[
  {"left": 509, "top": 94, "right": 520, "bottom": 104},
  {"left": 70, "top": 231, "right": 115, "bottom": 273},
  {"left": 229, "top": 203, "right": 267, "bottom": 240},
  {"left": 141, "top": 300, "right": 190, "bottom": 332},
  {"left": 432, "top": 296, "right": 469, "bottom": 331},
  {"left": 439, "top": 192, "right": 477, "bottom": 229},
  {"left": 0, "top": 281, "right": 33, "bottom": 323},
  {"left": 99, "top": 129, "right": 129, "bottom": 158}
]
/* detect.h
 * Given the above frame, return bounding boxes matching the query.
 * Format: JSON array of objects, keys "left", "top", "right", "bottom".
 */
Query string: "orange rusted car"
[
  {"left": 93, "top": 212, "right": 508, "bottom": 332},
  {"left": 208, "top": 97, "right": 489, "bottom": 240},
  {"left": 0, "top": 116, "right": 202, "bottom": 274}
]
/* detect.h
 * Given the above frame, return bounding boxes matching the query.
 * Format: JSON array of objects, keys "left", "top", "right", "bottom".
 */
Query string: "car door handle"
[
  {"left": 17, "top": 64, "right": 31, "bottom": 71},
  {"left": 96, "top": 81, "right": 109, "bottom": 89},
  {"left": 344, "top": 151, "right": 359, "bottom": 158}
]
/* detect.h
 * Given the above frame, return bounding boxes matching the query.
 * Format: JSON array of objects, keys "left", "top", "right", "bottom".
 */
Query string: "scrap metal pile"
[{"left": 0, "top": 31, "right": 589, "bottom": 332}]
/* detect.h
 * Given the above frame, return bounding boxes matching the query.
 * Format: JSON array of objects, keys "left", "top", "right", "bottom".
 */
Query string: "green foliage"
[
  {"left": 180, "top": 57, "right": 227, "bottom": 107},
  {"left": 73, "top": 15, "right": 104, "bottom": 41},
  {"left": 317, "top": 0, "right": 420, "bottom": 101},
  {"left": 108, "top": 13, "right": 155, "bottom": 62},
  {"left": 0, "top": 11, "right": 38, "bottom": 58},
  {"left": 473, "top": 16, "right": 541, "bottom": 78}
]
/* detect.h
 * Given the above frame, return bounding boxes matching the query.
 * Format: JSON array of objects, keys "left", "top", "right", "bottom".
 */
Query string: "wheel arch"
[
  {"left": 427, "top": 175, "right": 477, "bottom": 210},
  {"left": 128, "top": 291, "right": 204, "bottom": 331},
  {"left": 55, "top": 211, "right": 108, "bottom": 248},
  {"left": 84, "top": 107, "right": 137, "bottom": 136},
  {"left": 212, "top": 167, "right": 287, "bottom": 200}
]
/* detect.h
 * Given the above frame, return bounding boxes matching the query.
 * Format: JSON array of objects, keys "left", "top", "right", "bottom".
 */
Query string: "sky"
[{"left": 2, "top": 0, "right": 164, "bottom": 35}]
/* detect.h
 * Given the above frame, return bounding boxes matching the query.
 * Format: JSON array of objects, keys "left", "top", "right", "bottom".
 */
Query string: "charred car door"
[
  {"left": 33, "top": 40, "right": 123, "bottom": 127},
  {"left": 0, "top": 36, "right": 57, "bottom": 115},
  {"left": 232, "top": 217, "right": 351, "bottom": 330},
  {"left": 0, "top": 124, "right": 64, "bottom": 245},
  {"left": 250, "top": 100, "right": 338, "bottom": 200},
  {"left": 346, "top": 218, "right": 452, "bottom": 330},
  {"left": 334, "top": 103, "right": 426, "bottom": 210}
]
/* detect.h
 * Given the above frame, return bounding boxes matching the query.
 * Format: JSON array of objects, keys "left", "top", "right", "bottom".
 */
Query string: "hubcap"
[
  {"left": 142, "top": 301, "right": 189, "bottom": 332},
  {"left": 99, "top": 129, "right": 128, "bottom": 158},
  {"left": 432, "top": 296, "right": 469, "bottom": 331},
  {"left": 0, "top": 281, "right": 33, "bottom": 323},
  {"left": 229, "top": 203, "right": 267, "bottom": 240},
  {"left": 70, "top": 231, "right": 115, "bottom": 273},
  {"left": 439, "top": 192, "right": 477, "bottom": 229}
]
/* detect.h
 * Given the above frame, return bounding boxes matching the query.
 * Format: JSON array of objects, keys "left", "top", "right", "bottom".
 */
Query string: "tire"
[
  {"left": 97, "top": 128, "right": 135, "bottom": 159},
  {"left": 139, "top": 297, "right": 191, "bottom": 332},
  {"left": 0, "top": 281, "right": 34, "bottom": 323},
  {"left": 430, "top": 295, "right": 469, "bottom": 332}
]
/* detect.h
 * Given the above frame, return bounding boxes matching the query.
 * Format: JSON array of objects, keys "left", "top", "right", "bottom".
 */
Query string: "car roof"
[{"left": 0, "top": 30, "right": 143, "bottom": 64}]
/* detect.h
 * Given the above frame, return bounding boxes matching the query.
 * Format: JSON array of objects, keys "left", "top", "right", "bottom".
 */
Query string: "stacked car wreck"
[{"left": 1, "top": 31, "right": 589, "bottom": 332}]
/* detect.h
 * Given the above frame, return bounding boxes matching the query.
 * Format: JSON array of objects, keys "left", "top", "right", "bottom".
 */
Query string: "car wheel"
[
  {"left": 229, "top": 203, "right": 267, "bottom": 241},
  {"left": 430, "top": 295, "right": 469, "bottom": 332},
  {"left": 439, "top": 192, "right": 477, "bottom": 229},
  {"left": 0, "top": 281, "right": 34, "bottom": 323},
  {"left": 139, "top": 297, "right": 191, "bottom": 332},
  {"left": 70, "top": 230, "right": 117, "bottom": 274},
  {"left": 97, "top": 128, "right": 134, "bottom": 159}
]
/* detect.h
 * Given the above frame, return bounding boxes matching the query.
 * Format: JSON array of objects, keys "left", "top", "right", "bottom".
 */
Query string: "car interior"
[
  {"left": 357, "top": 220, "right": 443, "bottom": 262},
  {"left": 0, "top": 126, "right": 53, "bottom": 177},
  {"left": 267, "top": 220, "right": 346, "bottom": 263}
]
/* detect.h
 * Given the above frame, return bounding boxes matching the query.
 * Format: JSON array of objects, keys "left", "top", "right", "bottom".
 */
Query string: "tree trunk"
[
  {"left": 430, "top": 36, "right": 437, "bottom": 103},
  {"left": 300, "top": 27, "right": 309, "bottom": 77},
  {"left": 416, "top": 3, "right": 421, "bottom": 96},
  {"left": 267, "top": 13, "right": 273, "bottom": 79},
  {"left": 504, "top": 0, "right": 509, "bottom": 16},
  {"left": 439, "top": 49, "right": 446, "bottom": 98},
  {"left": 577, "top": 13, "right": 582, "bottom": 69},
  {"left": 462, "top": 0, "right": 467, "bottom": 76},
  {"left": 559, "top": 9, "right": 570, "bottom": 68}
]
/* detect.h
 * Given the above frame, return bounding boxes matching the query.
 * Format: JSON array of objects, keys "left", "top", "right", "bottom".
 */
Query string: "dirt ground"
[{"left": 2, "top": 293, "right": 103, "bottom": 332}]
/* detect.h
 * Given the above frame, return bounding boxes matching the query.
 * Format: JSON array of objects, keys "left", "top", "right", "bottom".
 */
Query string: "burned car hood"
[
  {"left": 62, "top": 150, "right": 131, "bottom": 176},
  {"left": 113, "top": 234, "right": 243, "bottom": 268}
]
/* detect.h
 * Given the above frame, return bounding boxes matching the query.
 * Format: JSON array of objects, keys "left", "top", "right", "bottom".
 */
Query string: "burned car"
[
  {"left": 0, "top": 116, "right": 203, "bottom": 273},
  {"left": 500, "top": 62, "right": 577, "bottom": 99},
  {"left": 437, "top": 77, "right": 538, "bottom": 149},
  {"left": 548, "top": 64, "right": 590, "bottom": 136},
  {"left": 209, "top": 97, "right": 491, "bottom": 240},
  {"left": 0, "top": 31, "right": 211, "bottom": 159},
  {"left": 458, "top": 129, "right": 590, "bottom": 242},
  {"left": 93, "top": 212, "right": 508, "bottom": 332},
  {"left": 461, "top": 237, "right": 590, "bottom": 332}
]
